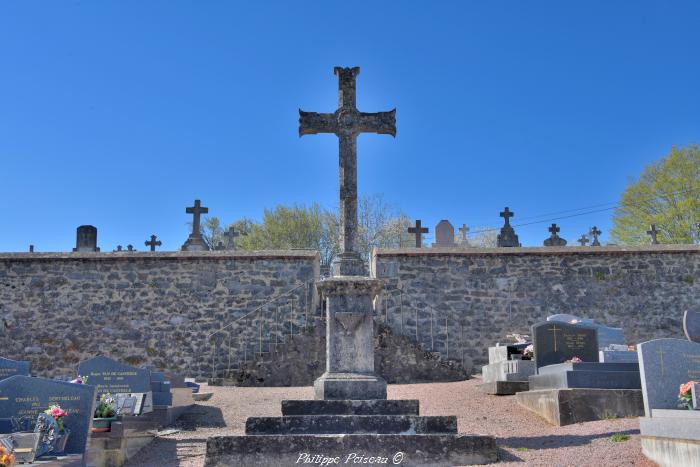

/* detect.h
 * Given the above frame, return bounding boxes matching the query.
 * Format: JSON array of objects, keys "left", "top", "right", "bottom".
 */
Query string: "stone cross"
[
  {"left": 127, "top": 245, "right": 134, "bottom": 252},
  {"left": 548, "top": 224, "right": 560, "bottom": 236},
  {"left": 696, "top": 222, "right": 700, "bottom": 243},
  {"left": 186, "top": 200, "right": 208, "bottom": 237},
  {"left": 299, "top": 67, "right": 396, "bottom": 276},
  {"left": 500, "top": 207, "right": 514, "bottom": 226},
  {"left": 29, "top": 245, "right": 34, "bottom": 253},
  {"left": 577, "top": 235, "right": 589, "bottom": 246},
  {"left": 115, "top": 245, "right": 123, "bottom": 252},
  {"left": 647, "top": 224, "right": 659, "bottom": 244},
  {"left": 145, "top": 235, "right": 162, "bottom": 252},
  {"left": 407, "top": 220, "right": 429, "bottom": 248},
  {"left": 459, "top": 224, "right": 469, "bottom": 242},
  {"left": 224, "top": 226, "right": 242, "bottom": 250},
  {"left": 590, "top": 226, "right": 602, "bottom": 246},
  {"left": 544, "top": 223, "right": 567, "bottom": 246}
]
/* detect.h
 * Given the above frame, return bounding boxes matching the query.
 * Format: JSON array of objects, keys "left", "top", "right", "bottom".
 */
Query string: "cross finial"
[
  {"left": 459, "top": 224, "right": 469, "bottom": 242},
  {"left": 589, "top": 226, "right": 602, "bottom": 246},
  {"left": 186, "top": 199, "right": 209, "bottom": 237},
  {"left": 548, "top": 223, "right": 561, "bottom": 236},
  {"left": 115, "top": 245, "right": 123, "bottom": 252},
  {"left": 407, "top": 219, "right": 429, "bottom": 248},
  {"left": 647, "top": 224, "right": 660, "bottom": 244},
  {"left": 500, "top": 207, "right": 514, "bottom": 226},
  {"left": 127, "top": 244, "right": 134, "bottom": 252},
  {"left": 223, "top": 226, "right": 244, "bottom": 250},
  {"left": 29, "top": 245, "right": 34, "bottom": 253},
  {"left": 578, "top": 235, "right": 589, "bottom": 246},
  {"left": 145, "top": 234, "right": 162, "bottom": 252}
]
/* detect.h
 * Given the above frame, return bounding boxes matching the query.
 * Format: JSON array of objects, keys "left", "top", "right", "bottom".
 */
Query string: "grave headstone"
[
  {"left": 577, "top": 235, "right": 589, "bottom": 246},
  {"left": 0, "top": 357, "right": 31, "bottom": 381},
  {"left": 543, "top": 223, "right": 567, "bottom": 247},
  {"left": 0, "top": 376, "right": 96, "bottom": 455},
  {"left": 458, "top": 224, "right": 469, "bottom": 246},
  {"left": 684, "top": 309, "right": 700, "bottom": 343},
  {"left": 637, "top": 338, "right": 700, "bottom": 416},
  {"left": 532, "top": 321, "right": 599, "bottom": 370},
  {"left": 181, "top": 199, "right": 210, "bottom": 251},
  {"left": 407, "top": 220, "right": 428, "bottom": 248},
  {"left": 432, "top": 220, "right": 456, "bottom": 247},
  {"left": 496, "top": 207, "right": 520, "bottom": 247},
  {"left": 77, "top": 356, "right": 151, "bottom": 397},
  {"left": 145, "top": 234, "right": 162, "bottom": 252},
  {"left": 590, "top": 226, "right": 602, "bottom": 246},
  {"left": 547, "top": 314, "right": 626, "bottom": 350},
  {"left": 73, "top": 225, "right": 99, "bottom": 252}
]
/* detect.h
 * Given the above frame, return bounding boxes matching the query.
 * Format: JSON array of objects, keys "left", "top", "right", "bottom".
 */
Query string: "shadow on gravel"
[
  {"left": 499, "top": 428, "right": 640, "bottom": 451},
  {"left": 124, "top": 437, "right": 207, "bottom": 467},
  {"left": 174, "top": 405, "right": 226, "bottom": 430}
]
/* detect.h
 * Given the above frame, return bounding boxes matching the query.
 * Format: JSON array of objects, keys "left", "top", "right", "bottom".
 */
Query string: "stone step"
[
  {"left": 205, "top": 434, "right": 497, "bottom": 466},
  {"left": 281, "top": 399, "right": 419, "bottom": 416},
  {"left": 245, "top": 415, "right": 457, "bottom": 435}
]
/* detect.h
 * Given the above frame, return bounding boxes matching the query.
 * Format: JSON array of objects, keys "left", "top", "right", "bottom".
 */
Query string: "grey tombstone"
[
  {"left": 532, "top": 321, "right": 599, "bottom": 370},
  {"left": 543, "top": 223, "right": 567, "bottom": 247},
  {"left": 73, "top": 225, "right": 99, "bottom": 252},
  {"left": 181, "top": 199, "right": 210, "bottom": 251},
  {"left": 547, "top": 314, "right": 626, "bottom": 350},
  {"left": 683, "top": 309, "right": 700, "bottom": 343},
  {"left": 637, "top": 338, "right": 700, "bottom": 416},
  {"left": 0, "top": 357, "right": 31, "bottom": 381},
  {"left": 496, "top": 207, "right": 521, "bottom": 247},
  {"left": 0, "top": 376, "right": 96, "bottom": 455},
  {"left": 432, "top": 220, "right": 456, "bottom": 247},
  {"left": 693, "top": 383, "right": 700, "bottom": 410},
  {"left": 77, "top": 356, "right": 151, "bottom": 398},
  {"left": 407, "top": 220, "right": 428, "bottom": 248}
]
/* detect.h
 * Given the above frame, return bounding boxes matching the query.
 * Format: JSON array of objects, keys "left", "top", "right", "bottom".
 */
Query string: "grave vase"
[{"left": 91, "top": 416, "right": 117, "bottom": 433}]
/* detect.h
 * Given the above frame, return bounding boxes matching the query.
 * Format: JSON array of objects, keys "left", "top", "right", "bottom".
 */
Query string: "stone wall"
[
  {"left": 373, "top": 245, "right": 700, "bottom": 369},
  {"left": 0, "top": 251, "right": 319, "bottom": 377}
]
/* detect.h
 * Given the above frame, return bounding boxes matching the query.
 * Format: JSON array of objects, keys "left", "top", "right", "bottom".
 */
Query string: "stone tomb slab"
[
  {"left": 532, "top": 321, "right": 599, "bottom": 371},
  {"left": 281, "top": 399, "right": 419, "bottom": 416},
  {"left": 515, "top": 388, "right": 644, "bottom": 426},
  {"left": 640, "top": 410, "right": 700, "bottom": 467},
  {"left": 479, "top": 380, "right": 529, "bottom": 396},
  {"left": 78, "top": 356, "right": 151, "bottom": 397},
  {"left": 529, "top": 362, "right": 641, "bottom": 390},
  {"left": 0, "top": 357, "right": 31, "bottom": 381},
  {"left": 0, "top": 375, "right": 96, "bottom": 455},
  {"left": 637, "top": 338, "right": 700, "bottom": 416}
]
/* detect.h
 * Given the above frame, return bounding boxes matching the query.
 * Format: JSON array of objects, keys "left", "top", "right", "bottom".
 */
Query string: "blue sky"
[{"left": 1, "top": 1, "right": 699, "bottom": 251}]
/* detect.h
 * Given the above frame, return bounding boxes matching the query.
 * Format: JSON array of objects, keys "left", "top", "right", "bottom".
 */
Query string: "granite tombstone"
[
  {"left": 432, "top": 220, "right": 456, "bottom": 247},
  {"left": 532, "top": 321, "right": 598, "bottom": 370},
  {"left": 547, "top": 313, "right": 626, "bottom": 350},
  {"left": 637, "top": 338, "right": 700, "bottom": 416},
  {"left": 0, "top": 376, "right": 96, "bottom": 455},
  {"left": 684, "top": 309, "right": 700, "bottom": 343},
  {"left": 0, "top": 357, "right": 31, "bottom": 381},
  {"left": 77, "top": 356, "right": 151, "bottom": 398}
]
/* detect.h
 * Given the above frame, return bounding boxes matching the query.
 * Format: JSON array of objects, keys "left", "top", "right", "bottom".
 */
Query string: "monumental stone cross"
[
  {"left": 408, "top": 219, "right": 428, "bottom": 248},
  {"left": 497, "top": 207, "right": 521, "bottom": 247},
  {"left": 223, "top": 226, "right": 242, "bottom": 250},
  {"left": 459, "top": 224, "right": 469, "bottom": 243},
  {"left": 577, "top": 235, "right": 589, "bottom": 246},
  {"left": 299, "top": 67, "right": 396, "bottom": 276},
  {"left": 145, "top": 234, "right": 162, "bottom": 252},
  {"left": 544, "top": 223, "right": 567, "bottom": 246},
  {"left": 647, "top": 224, "right": 660, "bottom": 244},
  {"left": 182, "top": 199, "right": 210, "bottom": 251},
  {"left": 590, "top": 226, "right": 602, "bottom": 246}
]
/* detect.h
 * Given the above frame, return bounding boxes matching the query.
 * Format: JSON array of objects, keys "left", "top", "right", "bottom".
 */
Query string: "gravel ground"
[{"left": 126, "top": 379, "right": 656, "bottom": 467}]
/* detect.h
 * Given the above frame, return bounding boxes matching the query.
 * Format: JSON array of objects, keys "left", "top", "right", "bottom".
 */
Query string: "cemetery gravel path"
[{"left": 126, "top": 379, "right": 656, "bottom": 467}]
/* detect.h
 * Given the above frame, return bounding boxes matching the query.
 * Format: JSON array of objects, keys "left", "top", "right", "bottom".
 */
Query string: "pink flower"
[
  {"left": 571, "top": 357, "right": 582, "bottom": 363},
  {"left": 679, "top": 381, "right": 698, "bottom": 397}
]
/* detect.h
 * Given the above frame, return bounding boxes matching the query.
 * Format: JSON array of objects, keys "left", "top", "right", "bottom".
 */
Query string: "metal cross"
[
  {"left": 647, "top": 224, "right": 659, "bottom": 244},
  {"left": 459, "top": 224, "right": 469, "bottom": 242},
  {"left": 590, "top": 226, "right": 602, "bottom": 246},
  {"left": 186, "top": 199, "right": 209, "bottom": 238},
  {"left": 500, "top": 207, "right": 514, "bottom": 226},
  {"left": 299, "top": 67, "right": 396, "bottom": 275},
  {"left": 407, "top": 219, "right": 429, "bottom": 248},
  {"left": 577, "top": 235, "right": 589, "bottom": 246},
  {"left": 145, "top": 234, "right": 162, "bottom": 252},
  {"left": 548, "top": 223, "right": 561, "bottom": 236}
]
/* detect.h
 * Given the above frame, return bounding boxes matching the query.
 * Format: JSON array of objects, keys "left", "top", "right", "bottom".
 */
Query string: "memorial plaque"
[
  {"left": 684, "top": 309, "right": 700, "bottom": 343},
  {"left": 77, "top": 356, "right": 151, "bottom": 397},
  {"left": 532, "top": 321, "right": 599, "bottom": 370},
  {"left": 637, "top": 338, "right": 700, "bottom": 416},
  {"left": 115, "top": 394, "right": 138, "bottom": 416},
  {"left": 0, "top": 357, "right": 31, "bottom": 381},
  {"left": 0, "top": 376, "right": 96, "bottom": 455}
]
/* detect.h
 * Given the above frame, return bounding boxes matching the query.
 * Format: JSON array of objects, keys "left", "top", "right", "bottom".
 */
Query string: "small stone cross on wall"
[
  {"left": 408, "top": 220, "right": 429, "bottom": 248},
  {"left": 500, "top": 207, "right": 514, "bottom": 226},
  {"left": 459, "top": 224, "right": 469, "bottom": 242},
  {"left": 590, "top": 226, "right": 602, "bottom": 246},
  {"left": 548, "top": 223, "right": 561, "bottom": 237},
  {"left": 186, "top": 200, "right": 209, "bottom": 238},
  {"left": 577, "top": 235, "right": 589, "bottom": 246},
  {"left": 647, "top": 224, "right": 660, "bottom": 244},
  {"left": 145, "top": 234, "right": 162, "bottom": 252}
]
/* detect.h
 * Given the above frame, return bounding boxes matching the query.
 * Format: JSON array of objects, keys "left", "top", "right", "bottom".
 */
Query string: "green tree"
[{"left": 611, "top": 145, "right": 700, "bottom": 245}]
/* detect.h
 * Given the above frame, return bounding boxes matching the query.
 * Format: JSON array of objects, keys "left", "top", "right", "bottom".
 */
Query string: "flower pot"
[
  {"left": 91, "top": 416, "right": 117, "bottom": 433},
  {"left": 52, "top": 428, "right": 70, "bottom": 455}
]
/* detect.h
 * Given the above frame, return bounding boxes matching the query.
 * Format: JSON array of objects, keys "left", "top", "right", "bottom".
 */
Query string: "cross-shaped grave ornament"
[
  {"left": 299, "top": 67, "right": 396, "bottom": 276},
  {"left": 590, "top": 226, "right": 602, "bottom": 246},
  {"left": 223, "top": 226, "right": 245, "bottom": 250},
  {"left": 577, "top": 235, "right": 589, "bottom": 246},
  {"left": 144, "top": 234, "right": 162, "bottom": 252},
  {"left": 647, "top": 224, "right": 660, "bottom": 244},
  {"left": 459, "top": 224, "right": 469, "bottom": 243},
  {"left": 407, "top": 220, "right": 429, "bottom": 248}
]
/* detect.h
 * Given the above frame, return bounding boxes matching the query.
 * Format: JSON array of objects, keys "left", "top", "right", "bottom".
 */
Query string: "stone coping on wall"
[
  {"left": 373, "top": 245, "right": 700, "bottom": 258},
  {"left": 0, "top": 249, "right": 320, "bottom": 262}
]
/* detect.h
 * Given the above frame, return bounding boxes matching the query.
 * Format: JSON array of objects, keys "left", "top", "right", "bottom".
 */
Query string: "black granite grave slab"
[
  {"left": 246, "top": 415, "right": 457, "bottom": 435},
  {"left": 78, "top": 356, "right": 151, "bottom": 397},
  {"left": 532, "top": 321, "right": 598, "bottom": 370},
  {"left": 0, "top": 375, "right": 96, "bottom": 455},
  {"left": 0, "top": 357, "right": 31, "bottom": 381},
  {"left": 282, "top": 399, "right": 419, "bottom": 416}
]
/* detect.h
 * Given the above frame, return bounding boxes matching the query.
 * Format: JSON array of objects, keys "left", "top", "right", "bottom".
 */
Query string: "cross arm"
[
  {"left": 357, "top": 109, "right": 396, "bottom": 136},
  {"left": 299, "top": 110, "right": 338, "bottom": 136}
]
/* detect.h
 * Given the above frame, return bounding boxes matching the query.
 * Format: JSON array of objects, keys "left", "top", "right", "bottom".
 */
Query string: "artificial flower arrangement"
[
  {"left": 71, "top": 375, "right": 88, "bottom": 385},
  {"left": 567, "top": 356, "right": 582, "bottom": 363},
  {"left": 94, "top": 394, "right": 116, "bottom": 419},
  {"left": 0, "top": 444, "right": 14, "bottom": 467},
  {"left": 678, "top": 380, "right": 698, "bottom": 410},
  {"left": 44, "top": 405, "right": 68, "bottom": 432},
  {"left": 523, "top": 344, "right": 534, "bottom": 359}
]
